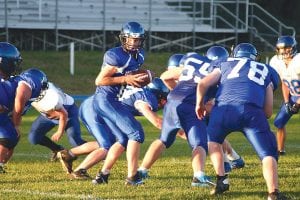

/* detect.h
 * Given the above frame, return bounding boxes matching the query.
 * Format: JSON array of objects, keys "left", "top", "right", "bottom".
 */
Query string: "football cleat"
[
  {"left": 50, "top": 151, "right": 59, "bottom": 162},
  {"left": 71, "top": 169, "right": 91, "bottom": 180},
  {"left": 137, "top": 169, "right": 149, "bottom": 180},
  {"left": 278, "top": 151, "right": 286, "bottom": 156},
  {"left": 0, "top": 165, "right": 6, "bottom": 173},
  {"left": 191, "top": 175, "right": 215, "bottom": 187},
  {"left": 125, "top": 173, "right": 144, "bottom": 186},
  {"left": 230, "top": 157, "right": 245, "bottom": 169},
  {"left": 57, "top": 149, "right": 77, "bottom": 174},
  {"left": 224, "top": 162, "right": 232, "bottom": 174},
  {"left": 267, "top": 189, "right": 288, "bottom": 200},
  {"left": 210, "top": 175, "right": 229, "bottom": 195},
  {"left": 92, "top": 172, "right": 109, "bottom": 184}
]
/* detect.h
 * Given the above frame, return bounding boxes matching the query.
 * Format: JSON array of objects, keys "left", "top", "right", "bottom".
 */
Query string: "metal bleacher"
[{"left": 0, "top": 0, "right": 296, "bottom": 52}]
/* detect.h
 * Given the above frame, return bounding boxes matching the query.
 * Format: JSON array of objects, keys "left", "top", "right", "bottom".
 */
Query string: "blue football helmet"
[
  {"left": 21, "top": 68, "right": 48, "bottom": 90},
  {"left": 146, "top": 77, "right": 169, "bottom": 101},
  {"left": 119, "top": 21, "right": 145, "bottom": 53},
  {"left": 206, "top": 46, "right": 229, "bottom": 61},
  {"left": 0, "top": 42, "right": 22, "bottom": 78},
  {"left": 276, "top": 35, "right": 297, "bottom": 59},
  {"left": 232, "top": 43, "right": 258, "bottom": 60},
  {"left": 167, "top": 54, "right": 185, "bottom": 69}
]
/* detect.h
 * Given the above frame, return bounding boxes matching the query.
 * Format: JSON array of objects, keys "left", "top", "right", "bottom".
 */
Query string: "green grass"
[
  {"left": 0, "top": 51, "right": 299, "bottom": 199},
  {"left": 0, "top": 109, "right": 299, "bottom": 199}
]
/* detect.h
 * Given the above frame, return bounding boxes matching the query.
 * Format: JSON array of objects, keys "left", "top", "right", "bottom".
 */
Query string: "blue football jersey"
[
  {"left": 95, "top": 47, "right": 145, "bottom": 98},
  {"left": 119, "top": 86, "right": 158, "bottom": 116},
  {"left": 168, "top": 53, "right": 214, "bottom": 104},
  {"left": 0, "top": 80, "right": 16, "bottom": 123},
  {"left": 215, "top": 57, "right": 272, "bottom": 108},
  {"left": 6, "top": 73, "right": 44, "bottom": 114}
]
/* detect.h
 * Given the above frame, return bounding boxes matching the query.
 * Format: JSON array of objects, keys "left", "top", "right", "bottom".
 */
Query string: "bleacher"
[
  {"left": 0, "top": 0, "right": 295, "bottom": 51},
  {"left": 0, "top": 0, "right": 213, "bottom": 32}
]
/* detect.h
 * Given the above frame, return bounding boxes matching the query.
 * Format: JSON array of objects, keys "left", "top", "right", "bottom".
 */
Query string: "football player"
[
  {"left": 92, "top": 21, "right": 150, "bottom": 185},
  {"left": 269, "top": 35, "right": 299, "bottom": 156},
  {"left": 28, "top": 80, "right": 87, "bottom": 161},
  {"left": 0, "top": 43, "right": 48, "bottom": 172},
  {"left": 195, "top": 43, "right": 284, "bottom": 199},
  {"left": 138, "top": 46, "right": 230, "bottom": 187},
  {"left": 57, "top": 95, "right": 116, "bottom": 179},
  {"left": 57, "top": 78, "right": 169, "bottom": 180}
]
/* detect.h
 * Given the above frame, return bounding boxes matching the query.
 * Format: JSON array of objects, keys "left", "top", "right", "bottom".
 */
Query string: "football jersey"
[
  {"left": 168, "top": 53, "right": 214, "bottom": 104},
  {"left": 31, "top": 82, "right": 74, "bottom": 115},
  {"left": 215, "top": 57, "right": 272, "bottom": 108},
  {"left": 0, "top": 80, "right": 16, "bottom": 123},
  {"left": 95, "top": 47, "right": 145, "bottom": 98},
  {"left": 269, "top": 53, "right": 300, "bottom": 96},
  {"left": 119, "top": 85, "right": 158, "bottom": 116}
]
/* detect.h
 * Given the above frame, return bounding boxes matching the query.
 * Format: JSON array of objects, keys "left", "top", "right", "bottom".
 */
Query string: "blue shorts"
[
  {"left": 93, "top": 92, "right": 144, "bottom": 144},
  {"left": 207, "top": 103, "right": 278, "bottom": 161},
  {"left": 79, "top": 96, "right": 115, "bottom": 150},
  {"left": 273, "top": 96, "right": 300, "bottom": 128},
  {"left": 29, "top": 103, "right": 86, "bottom": 147},
  {"left": 0, "top": 117, "right": 19, "bottom": 149},
  {"left": 160, "top": 100, "right": 208, "bottom": 151}
]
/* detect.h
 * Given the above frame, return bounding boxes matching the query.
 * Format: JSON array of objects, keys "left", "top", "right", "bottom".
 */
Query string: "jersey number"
[
  {"left": 283, "top": 79, "right": 300, "bottom": 95},
  {"left": 227, "top": 58, "right": 268, "bottom": 85},
  {"left": 179, "top": 57, "right": 210, "bottom": 82}
]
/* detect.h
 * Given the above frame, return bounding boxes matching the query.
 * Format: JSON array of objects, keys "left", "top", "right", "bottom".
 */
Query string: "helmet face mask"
[
  {"left": 119, "top": 21, "right": 145, "bottom": 53},
  {"left": 276, "top": 36, "right": 297, "bottom": 60}
]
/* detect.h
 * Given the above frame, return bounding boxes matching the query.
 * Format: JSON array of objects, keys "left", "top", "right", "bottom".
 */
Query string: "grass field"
[{"left": 0, "top": 51, "right": 299, "bottom": 199}]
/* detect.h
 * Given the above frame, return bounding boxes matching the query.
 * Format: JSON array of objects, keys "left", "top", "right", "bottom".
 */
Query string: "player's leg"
[
  {"left": 0, "top": 120, "right": 19, "bottom": 173},
  {"left": 206, "top": 105, "right": 230, "bottom": 195},
  {"left": 28, "top": 115, "right": 63, "bottom": 161},
  {"left": 222, "top": 139, "right": 245, "bottom": 169},
  {"left": 274, "top": 102, "right": 293, "bottom": 155},
  {"left": 64, "top": 104, "right": 86, "bottom": 147},
  {"left": 244, "top": 106, "right": 286, "bottom": 198},
  {"left": 139, "top": 101, "right": 179, "bottom": 179},
  {"left": 276, "top": 127, "right": 286, "bottom": 155}
]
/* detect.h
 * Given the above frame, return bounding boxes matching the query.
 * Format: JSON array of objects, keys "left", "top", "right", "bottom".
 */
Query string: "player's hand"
[
  {"left": 124, "top": 73, "right": 148, "bottom": 88},
  {"left": 195, "top": 103, "right": 207, "bottom": 120},
  {"left": 51, "top": 131, "right": 63, "bottom": 142},
  {"left": 291, "top": 103, "right": 300, "bottom": 114},
  {"left": 284, "top": 102, "right": 299, "bottom": 115}
]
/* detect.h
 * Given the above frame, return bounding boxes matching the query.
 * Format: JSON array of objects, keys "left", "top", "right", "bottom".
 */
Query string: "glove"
[
  {"left": 291, "top": 103, "right": 300, "bottom": 114},
  {"left": 284, "top": 102, "right": 293, "bottom": 115},
  {"left": 284, "top": 102, "right": 299, "bottom": 115}
]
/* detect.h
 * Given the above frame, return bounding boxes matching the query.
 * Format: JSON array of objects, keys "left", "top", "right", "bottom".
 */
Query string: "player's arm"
[
  {"left": 95, "top": 65, "right": 147, "bottom": 87},
  {"left": 281, "top": 80, "right": 290, "bottom": 103},
  {"left": 12, "top": 82, "right": 32, "bottom": 134},
  {"left": 195, "top": 69, "right": 221, "bottom": 120},
  {"left": 264, "top": 83, "right": 274, "bottom": 119},
  {"left": 48, "top": 107, "right": 68, "bottom": 142},
  {"left": 160, "top": 67, "right": 183, "bottom": 90},
  {"left": 135, "top": 101, "right": 162, "bottom": 129}
]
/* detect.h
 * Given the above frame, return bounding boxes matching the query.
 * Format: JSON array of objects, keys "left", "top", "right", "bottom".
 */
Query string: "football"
[{"left": 126, "top": 69, "right": 154, "bottom": 87}]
